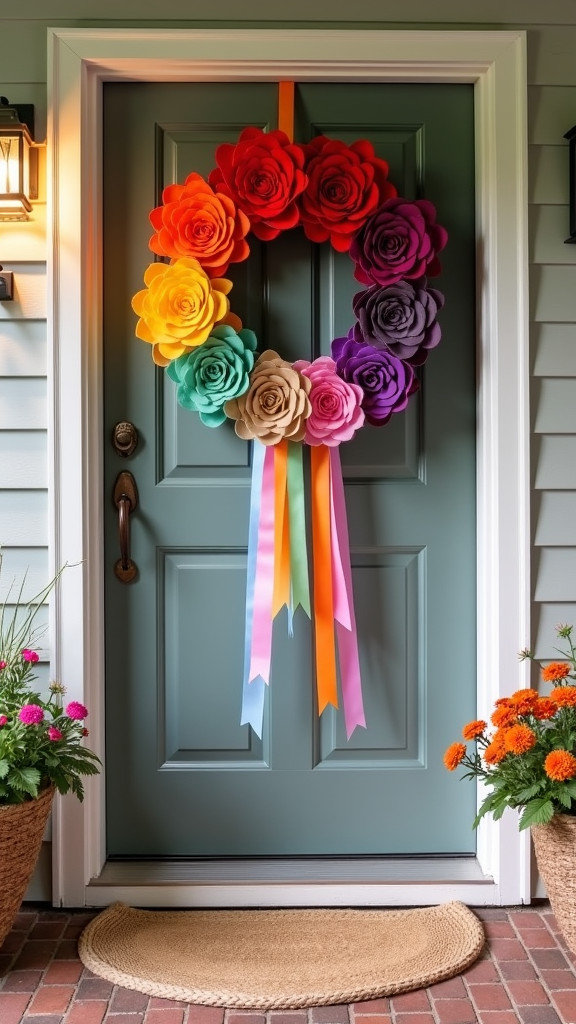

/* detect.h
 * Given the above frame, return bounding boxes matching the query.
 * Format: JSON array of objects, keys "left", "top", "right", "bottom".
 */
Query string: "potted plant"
[
  {"left": 444, "top": 623, "right": 576, "bottom": 952},
  {"left": 0, "top": 566, "right": 101, "bottom": 943}
]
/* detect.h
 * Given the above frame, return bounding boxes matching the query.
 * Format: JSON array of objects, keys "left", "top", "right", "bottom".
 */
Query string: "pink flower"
[
  {"left": 0, "top": 660, "right": 6, "bottom": 670},
  {"left": 65, "top": 701, "right": 88, "bottom": 720},
  {"left": 19, "top": 704, "right": 44, "bottom": 725},
  {"left": 21, "top": 649, "right": 39, "bottom": 663},
  {"left": 48, "top": 726, "right": 63, "bottom": 741},
  {"left": 292, "top": 356, "right": 365, "bottom": 446},
  {"left": 0, "top": 715, "right": 8, "bottom": 727}
]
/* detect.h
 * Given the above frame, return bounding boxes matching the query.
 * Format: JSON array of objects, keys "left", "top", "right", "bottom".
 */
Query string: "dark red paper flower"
[
  {"left": 299, "top": 137, "right": 397, "bottom": 251},
  {"left": 350, "top": 197, "right": 448, "bottom": 287},
  {"left": 208, "top": 127, "right": 308, "bottom": 242}
]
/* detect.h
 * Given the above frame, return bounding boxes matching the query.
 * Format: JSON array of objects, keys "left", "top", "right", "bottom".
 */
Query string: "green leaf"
[
  {"left": 514, "top": 783, "right": 545, "bottom": 803},
  {"left": 7, "top": 766, "right": 41, "bottom": 797},
  {"left": 0, "top": 759, "right": 9, "bottom": 779},
  {"left": 518, "top": 797, "right": 555, "bottom": 830}
]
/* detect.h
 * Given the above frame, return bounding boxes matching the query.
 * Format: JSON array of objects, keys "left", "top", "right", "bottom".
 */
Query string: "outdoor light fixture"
[
  {"left": 0, "top": 98, "right": 38, "bottom": 221},
  {"left": 565, "top": 124, "right": 576, "bottom": 244}
]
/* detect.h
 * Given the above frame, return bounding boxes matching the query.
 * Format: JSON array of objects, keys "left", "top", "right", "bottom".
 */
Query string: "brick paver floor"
[{"left": 2, "top": 902, "right": 576, "bottom": 1023}]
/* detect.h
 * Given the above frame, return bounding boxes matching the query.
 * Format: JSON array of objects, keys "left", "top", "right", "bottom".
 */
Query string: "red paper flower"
[
  {"left": 299, "top": 137, "right": 397, "bottom": 251},
  {"left": 208, "top": 127, "right": 308, "bottom": 241},
  {"left": 148, "top": 173, "right": 250, "bottom": 278}
]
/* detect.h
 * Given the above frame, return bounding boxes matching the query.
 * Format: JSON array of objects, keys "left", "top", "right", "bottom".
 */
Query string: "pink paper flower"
[
  {"left": 65, "top": 701, "right": 88, "bottom": 720},
  {"left": 293, "top": 356, "right": 365, "bottom": 446},
  {"left": 48, "top": 727, "right": 63, "bottom": 742},
  {"left": 19, "top": 704, "right": 44, "bottom": 725},
  {"left": 21, "top": 649, "right": 39, "bottom": 663}
]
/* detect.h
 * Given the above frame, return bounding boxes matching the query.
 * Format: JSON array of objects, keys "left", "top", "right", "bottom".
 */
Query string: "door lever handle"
[{"left": 113, "top": 471, "right": 138, "bottom": 583}]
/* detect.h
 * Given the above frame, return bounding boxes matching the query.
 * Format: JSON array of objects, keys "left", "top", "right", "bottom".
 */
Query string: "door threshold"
[{"left": 85, "top": 857, "right": 501, "bottom": 908}]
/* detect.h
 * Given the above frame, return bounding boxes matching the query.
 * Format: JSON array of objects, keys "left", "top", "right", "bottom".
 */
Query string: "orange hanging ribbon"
[
  {"left": 272, "top": 440, "right": 291, "bottom": 617},
  {"left": 278, "top": 81, "right": 295, "bottom": 142},
  {"left": 311, "top": 444, "right": 338, "bottom": 713}
]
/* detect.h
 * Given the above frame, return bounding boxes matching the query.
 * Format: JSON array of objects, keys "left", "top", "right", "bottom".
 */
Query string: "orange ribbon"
[
  {"left": 311, "top": 444, "right": 338, "bottom": 713},
  {"left": 278, "top": 81, "right": 295, "bottom": 142}
]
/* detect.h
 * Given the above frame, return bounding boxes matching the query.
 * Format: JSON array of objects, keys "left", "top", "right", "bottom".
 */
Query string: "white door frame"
[{"left": 47, "top": 27, "right": 530, "bottom": 907}]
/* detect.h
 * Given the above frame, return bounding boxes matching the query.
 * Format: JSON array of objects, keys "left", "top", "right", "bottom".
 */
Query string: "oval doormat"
[{"left": 78, "top": 901, "right": 484, "bottom": 1009}]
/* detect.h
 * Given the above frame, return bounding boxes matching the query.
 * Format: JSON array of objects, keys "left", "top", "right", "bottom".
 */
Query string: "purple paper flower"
[
  {"left": 352, "top": 279, "right": 444, "bottom": 366},
  {"left": 332, "top": 333, "right": 418, "bottom": 426},
  {"left": 65, "top": 701, "right": 88, "bottom": 720},
  {"left": 19, "top": 704, "right": 45, "bottom": 725},
  {"left": 21, "top": 649, "right": 39, "bottom": 663},
  {"left": 292, "top": 356, "right": 365, "bottom": 446},
  {"left": 350, "top": 197, "right": 448, "bottom": 288}
]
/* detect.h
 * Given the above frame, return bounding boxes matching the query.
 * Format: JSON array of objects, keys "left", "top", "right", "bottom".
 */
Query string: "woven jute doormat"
[{"left": 78, "top": 901, "right": 484, "bottom": 1009}]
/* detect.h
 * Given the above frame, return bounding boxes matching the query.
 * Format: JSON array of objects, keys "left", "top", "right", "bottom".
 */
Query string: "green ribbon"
[{"left": 287, "top": 441, "right": 311, "bottom": 619}]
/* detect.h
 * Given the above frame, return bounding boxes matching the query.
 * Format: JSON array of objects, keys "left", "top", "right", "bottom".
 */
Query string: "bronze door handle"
[{"left": 113, "top": 471, "right": 138, "bottom": 583}]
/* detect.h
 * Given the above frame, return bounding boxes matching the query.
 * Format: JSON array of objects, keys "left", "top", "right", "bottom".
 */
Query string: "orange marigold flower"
[
  {"left": 504, "top": 723, "right": 537, "bottom": 755},
  {"left": 509, "top": 688, "right": 539, "bottom": 714},
  {"left": 542, "top": 661, "right": 571, "bottom": 683},
  {"left": 462, "top": 719, "right": 487, "bottom": 741},
  {"left": 544, "top": 750, "right": 576, "bottom": 782},
  {"left": 532, "top": 697, "right": 556, "bottom": 720},
  {"left": 550, "top": 687, "right": 576, "bottom": 708},
  {"left": 483, "top": 732, "right": 508, "bottom": 765},
  {"left": 491, "top": 704, "right": 518, "bottom": 729},
  {"left": 443, "top": 742, "right": 467, "bottom": 771}
]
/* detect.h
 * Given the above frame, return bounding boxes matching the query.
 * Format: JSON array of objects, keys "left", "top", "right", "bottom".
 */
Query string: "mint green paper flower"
[{"left": 166, "top": 325, "right": 258, "bottom": 427}]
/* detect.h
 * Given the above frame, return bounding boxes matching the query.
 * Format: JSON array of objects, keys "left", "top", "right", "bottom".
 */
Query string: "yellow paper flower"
[{"left": 131, "top": 257, "right": 234, "bottom": 367}]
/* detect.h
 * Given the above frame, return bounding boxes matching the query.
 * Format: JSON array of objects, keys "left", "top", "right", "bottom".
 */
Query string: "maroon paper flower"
[
  {"left": 208, "top": 127, "right": 308, "bottom": 242},
  {"left": 352, "top": 278, "right": 444, "bottom": 365},
  {"left": 299, "top": 137, "right": 397, "bottom": 252},
  {"left": 350, "top": 197, "right": 448, "bottom": 287},
  {"left": 331, "top": 333, "right": 418, "bottom": 426}
]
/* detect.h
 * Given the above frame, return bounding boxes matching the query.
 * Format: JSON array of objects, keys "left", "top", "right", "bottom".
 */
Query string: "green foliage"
[
  {"left": 445, "top": 624, "right": 576, "bottom": 831},
  {"left": 0, "top": 566, "right": 101, "bottom": 805}
]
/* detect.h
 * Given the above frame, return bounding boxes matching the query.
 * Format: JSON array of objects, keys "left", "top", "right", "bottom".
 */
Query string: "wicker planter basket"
[
  {"left": 531, "top": 813, "right": 576, "bottom": 955},
  {"left": 0, "top": 785, "right": 55, "bottom": 946}
]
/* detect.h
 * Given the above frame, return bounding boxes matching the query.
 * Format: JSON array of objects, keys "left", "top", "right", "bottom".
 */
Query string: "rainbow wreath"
[{"left": 132, "top": 122, "right": 447, "bottom": 739}]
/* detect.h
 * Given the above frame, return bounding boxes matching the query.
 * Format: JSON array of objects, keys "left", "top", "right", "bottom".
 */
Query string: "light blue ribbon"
[{"left": 240, "top": 440, "right": 266, "bottom": 737}]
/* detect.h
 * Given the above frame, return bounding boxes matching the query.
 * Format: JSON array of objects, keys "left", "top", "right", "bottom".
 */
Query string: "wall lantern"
[
  {"left": 565, "top": 124, "right": 576, "bottom": 245},
  {"left": 0, "top": 98, "right": 38, "bottom": 221}
]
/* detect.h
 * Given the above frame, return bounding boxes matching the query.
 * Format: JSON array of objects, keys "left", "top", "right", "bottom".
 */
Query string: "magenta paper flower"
[
  {"left": 0, "top": 715, "right": 7, "bottom": 727},
  {"left": 48, "top": 727, "right": 63, "bottom": 742},
  {"left": 332, "top": 333, "right": 418, "bottom": 426},
  {"left": 292, "top": 356, "right": 364, "bottom": 446},
  {"left": 21, "top": 649, "right": 39, "bottom": 663},
  {"left": 19, "top": 704, "right": 44, "bottom": 725},
  {"left": 65, "top": 701, "right": 88, "bottom": 720},
  {"left": 350, "top": 197, "right": 448, "bottom": 288}
]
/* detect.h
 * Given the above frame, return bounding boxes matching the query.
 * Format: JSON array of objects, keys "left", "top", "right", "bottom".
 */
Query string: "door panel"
[{"left": 103, "top": 81, "right": 476, "bottom": 856}]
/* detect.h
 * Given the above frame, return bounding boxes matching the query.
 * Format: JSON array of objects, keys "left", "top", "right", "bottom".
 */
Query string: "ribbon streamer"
[
  {"left": 240, "top": 440, "right": 267, "bottom": 736},
  {"left": 311, "top": 444, "right": 338, "bottom": 713}
]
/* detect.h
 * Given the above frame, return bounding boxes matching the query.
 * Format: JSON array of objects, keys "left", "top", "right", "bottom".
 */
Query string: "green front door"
[{"left": 103, "top": 81, "right": 476, "bottom": 857}]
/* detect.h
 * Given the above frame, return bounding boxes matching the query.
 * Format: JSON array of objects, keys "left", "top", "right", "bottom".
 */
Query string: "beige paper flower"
[{"left": 224, "top": 350, "right": 311, "bottom": 445}]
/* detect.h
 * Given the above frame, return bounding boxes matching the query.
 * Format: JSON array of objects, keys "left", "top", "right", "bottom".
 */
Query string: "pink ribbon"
[{"left": 248, "top": 445, "right": 276, "bottom": 685}]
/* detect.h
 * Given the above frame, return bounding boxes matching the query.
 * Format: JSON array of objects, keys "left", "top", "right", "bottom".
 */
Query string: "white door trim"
[{"left": 47, "top": 27, "right": 530, "bottom": 907}]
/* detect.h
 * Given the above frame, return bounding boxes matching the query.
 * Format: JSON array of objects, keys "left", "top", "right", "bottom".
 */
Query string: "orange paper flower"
[
  {"left": 443, "top": 742, "right": 466, "bottom": 771},
  {"left": 131, "top": 258, "right": 235, "bottom": 367},
  {"left": 462, "top": 719, "right": 487, "bottom": 740},
  {"left": 544, "top": 750, "right": 576, "bottom": 782},
  {"left": 149, "top": 173, "right": 251, "bottom": 277},
  {"left": 504, "top": 724, "right": 537, "bottom": 755},
  {"left": 542, "top": 661, "right": 571, "bottom": 682}
]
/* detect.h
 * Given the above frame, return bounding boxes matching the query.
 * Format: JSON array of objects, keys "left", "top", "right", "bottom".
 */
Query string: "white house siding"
[{"left": 1, "top": 0, "right": 576, "bottom": 900}]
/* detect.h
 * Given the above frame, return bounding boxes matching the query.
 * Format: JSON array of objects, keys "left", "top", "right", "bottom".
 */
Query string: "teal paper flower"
[{"left": 166, "top": 325, "right": 258, "bottom": 427}]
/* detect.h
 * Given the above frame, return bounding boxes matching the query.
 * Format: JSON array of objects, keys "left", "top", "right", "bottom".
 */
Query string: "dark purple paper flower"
[
  {"left": 350, "top": 197, "right": 448, "bottom": 288},
  {"left": 331, "top": 333, "right": 418, "bottom": 426},
  {"left": 352, "top": 278, "right": 444, "bottom": 366}
]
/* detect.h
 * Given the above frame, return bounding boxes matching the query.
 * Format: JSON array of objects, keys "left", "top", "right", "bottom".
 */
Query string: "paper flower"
[
  {"left": 299, "top": 137, "right": 397, "bottom": 252},
  {"left": 224, "top": 349, "right": 312, "bottom": 445},
  {"left": 352, "top": 278, "right": 444, "bottom": 365},
  {"left": 166, "top": 325, "right": 258, "bottom": 427},
  {"left": 350, "top": 197, "right": 448, "bottom": 288},
  {"left": 208, "top": 127, "right": 308, "bottom": 241},
  {"left": 148, "top": 172, "right": 251, "bottom": 278},
  {"left": 131, "top": 258, "right": 235, "bottom": 367},
  {"left": 332, "top": 333, "right": 418, "bottom": 426},
  {"left": 292, "top": 355, "right": 365, "bottom": 445}
]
